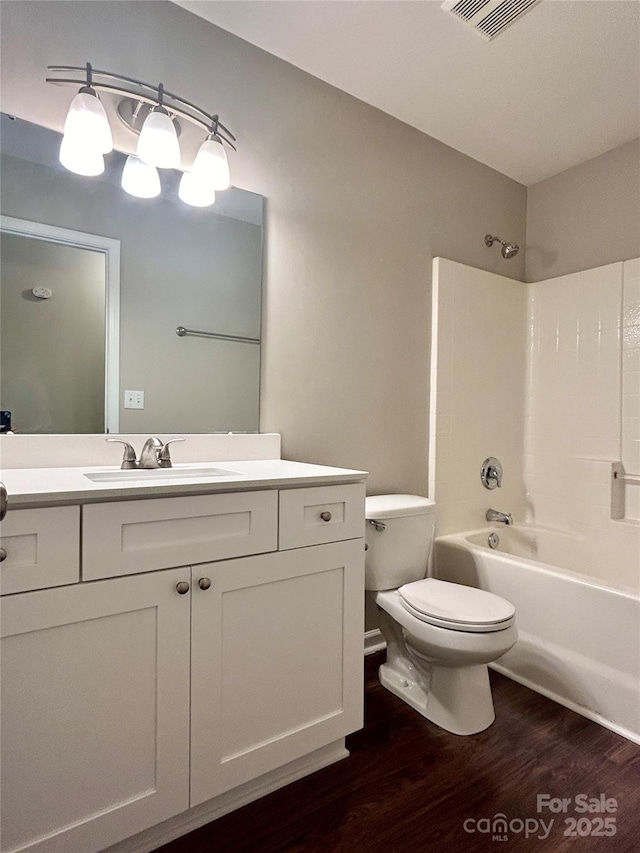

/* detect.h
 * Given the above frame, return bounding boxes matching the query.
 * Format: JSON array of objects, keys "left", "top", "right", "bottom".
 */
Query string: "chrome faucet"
[
  {"left": 139, "top": 437, "right": 164, "bottom": 468},
  {"left": 106, "top": 437, "right": 185, "bottom": 469},
  {"left": 139, "top": 437, "right": 186, "bottom": 468},
  {"left": 486, "top": 508, "right": 513, "bottom": 526}
]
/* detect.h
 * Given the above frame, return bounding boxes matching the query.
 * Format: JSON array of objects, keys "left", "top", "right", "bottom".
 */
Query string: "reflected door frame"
[{"left": 0, "top": 215, "right": 120, "bottom": 433}]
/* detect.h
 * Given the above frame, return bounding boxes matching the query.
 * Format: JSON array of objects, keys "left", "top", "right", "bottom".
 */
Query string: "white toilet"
[{"left": 366, "top": 494, "right": 517, "bottom": 735}]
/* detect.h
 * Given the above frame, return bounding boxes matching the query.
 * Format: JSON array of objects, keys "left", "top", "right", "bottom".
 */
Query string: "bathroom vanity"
[{"left": 0, "top": 442, "right": 367, "bottom": 853}]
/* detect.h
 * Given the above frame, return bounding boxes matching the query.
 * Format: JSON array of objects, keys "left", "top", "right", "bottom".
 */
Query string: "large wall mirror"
[{"left": 0, "top": 114, "right": 263, "bottom": 434}]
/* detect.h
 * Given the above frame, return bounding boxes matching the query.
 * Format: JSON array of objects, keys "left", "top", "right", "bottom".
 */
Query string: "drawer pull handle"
[
  {"left": 198, "top": 577, "right": 211, "bottom": 591},
  {"left": 175, "top": 581, "right": 190, "bottom": 595},
  {"left": 0, "top": 547, "right": 6, "bottom": 563},
  {"left": 320, "top": 511, "right": 332, "bottom": 522}
]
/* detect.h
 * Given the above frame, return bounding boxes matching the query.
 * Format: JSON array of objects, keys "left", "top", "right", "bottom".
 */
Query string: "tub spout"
[{"left": 486, "top": 509, "right": 513, "bottom": 525}]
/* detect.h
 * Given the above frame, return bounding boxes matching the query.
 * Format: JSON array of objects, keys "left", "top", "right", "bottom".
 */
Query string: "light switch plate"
[{"left": 124, "top": 390, "right": 144, "bottom": 409}]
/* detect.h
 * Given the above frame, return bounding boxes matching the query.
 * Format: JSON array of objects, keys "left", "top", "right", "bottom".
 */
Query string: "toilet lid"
[{"left": 398, "top": 579, "right": 516, "bottom": 632}]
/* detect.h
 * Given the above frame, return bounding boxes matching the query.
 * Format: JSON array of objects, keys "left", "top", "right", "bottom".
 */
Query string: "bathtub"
[{"left": 434, "top": 526, "right": 640, "bottom": 744}]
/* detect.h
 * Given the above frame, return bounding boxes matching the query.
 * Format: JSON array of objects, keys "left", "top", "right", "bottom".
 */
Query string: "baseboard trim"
[
  {"left": 490, "top": 663, "right": 640, "bottom": 746},
  {"left": 104, "top": 741, "right": 349, "bottom": 853},
  {"left": 364, "top": 629, "right": 386, "bottom": 656}
]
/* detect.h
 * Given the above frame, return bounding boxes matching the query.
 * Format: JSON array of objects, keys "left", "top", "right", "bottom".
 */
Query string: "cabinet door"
[
  {"left": 1, "top": 569, "right": 191, "bottom": 853},
  {"left": 190, "top": 539, "right": 364, "bottom": 806}
]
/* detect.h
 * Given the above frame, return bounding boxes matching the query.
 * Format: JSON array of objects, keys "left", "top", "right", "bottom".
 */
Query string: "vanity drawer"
[
  {"left": 0, "top": 506, "right": 80, "bottom": 595},
  {"left": 82, "top": 490, "right": 278, "bottom": 580},
  {"left": 279, "top": 484, "right": 365, "bottom": 550}
]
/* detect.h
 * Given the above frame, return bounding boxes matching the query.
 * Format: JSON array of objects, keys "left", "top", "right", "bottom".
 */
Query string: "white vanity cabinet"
[
  {"left": 0, "top": 479, "right": 365, "bottom": 853},
  {"left": 0, "top": 568, "right": 192, "bottom": 853},
  {"left": 190, "top": 539, "right": 363, "bottom": 805}
]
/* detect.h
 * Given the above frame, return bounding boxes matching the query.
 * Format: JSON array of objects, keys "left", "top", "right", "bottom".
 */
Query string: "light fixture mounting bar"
[{"left": 46, "top": 64, "right": 236, "bottom": 150}]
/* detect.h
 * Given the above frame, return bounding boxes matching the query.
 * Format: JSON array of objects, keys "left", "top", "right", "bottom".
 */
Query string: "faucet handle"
[
  {"left": 481, "top": 457, "right": 503, "bottom": 490},
  {"left": 159, "top": 437, "right": 185, "bottom": 468},
  {"left": 106, "top": 438, "right": 138, "bottom": 469}
]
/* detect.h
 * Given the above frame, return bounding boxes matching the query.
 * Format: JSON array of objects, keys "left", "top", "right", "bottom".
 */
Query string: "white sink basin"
[{"left": 84, "top": 466, "right": 243, "bottom": 484}]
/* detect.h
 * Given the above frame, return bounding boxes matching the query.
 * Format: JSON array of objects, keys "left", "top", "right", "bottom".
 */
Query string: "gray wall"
[
  {"left": 0, "top": 0, "right": 527, "bottom": 493},
  {"left": 526, "top": 138, "right": 640, "bottom": 282},
  {"left": 1, "top": 233, "right": 105, "bottom": 432}
]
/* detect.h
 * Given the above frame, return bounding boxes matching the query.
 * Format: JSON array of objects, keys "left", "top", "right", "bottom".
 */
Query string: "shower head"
[{"left": 485, "top": 234, "right": 519, "bottom": 259}]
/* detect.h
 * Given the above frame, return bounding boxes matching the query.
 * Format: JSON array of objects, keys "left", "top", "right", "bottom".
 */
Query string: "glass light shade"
[
  {"left": 191, "top": 136, "right": 230, "bottom": 190},
  {"left": 59, "top": 134, "right": 105, "bottom": 176},
  {"left": 63, "top": 90, "right": 113, "bottom": 154},
  {"left": 121, "top": 155, "right": 161, "bottom": 198},
  {"left": 137, "top": 108, "right": 181, "bottom": 169},
  {"left": 178, "top": 170, "right": 216, "bottom": 207}
]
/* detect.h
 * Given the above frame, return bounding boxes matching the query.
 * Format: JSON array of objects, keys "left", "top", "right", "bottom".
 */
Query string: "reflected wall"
[{"left": 1, "top": 234, "right": 105, "bottom": 433}]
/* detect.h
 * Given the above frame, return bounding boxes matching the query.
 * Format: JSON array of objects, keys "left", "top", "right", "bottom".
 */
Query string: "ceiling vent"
[{"left": 441, "top": 0, "right": 541, "bottom": 41}]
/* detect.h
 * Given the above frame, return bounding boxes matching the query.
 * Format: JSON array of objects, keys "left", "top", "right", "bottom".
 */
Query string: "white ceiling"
[{"left": 174, "top": 0, "right": 640, "bottom": 186}]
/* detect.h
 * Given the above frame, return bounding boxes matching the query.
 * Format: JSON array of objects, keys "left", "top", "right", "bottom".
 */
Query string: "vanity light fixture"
[
  {"left": 136, "top": 83, "right": 181, "bottom": 170},
  {"left": 178, "top": 118, "right": 230, "bottom": 206},
  {"left": 189, "top": 124, "right": 231, "bottom": 190},
  {"left": 59, "top": 133, "right": 106, "bottom": 177},
  {"left": 121, "top": 155, "right": 161, "bottom": 199},
  {"left": 57, "top": 63, "right": 113, "bottom": 176},
  {"left": 178, "top": 170, "right": 216, "bottom": 208},
  {"left": 47, "top": 63, "right": 236, "bottom": 207}
]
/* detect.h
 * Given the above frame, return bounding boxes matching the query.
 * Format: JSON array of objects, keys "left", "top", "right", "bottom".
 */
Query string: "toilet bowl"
[{"left": 366, "top": 495, "right": 517, "bottom": 735}]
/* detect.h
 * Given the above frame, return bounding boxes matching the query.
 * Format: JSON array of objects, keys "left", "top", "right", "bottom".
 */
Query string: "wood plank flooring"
[{"left": 156, "top": 653, "right": 640, "bottom": 852}]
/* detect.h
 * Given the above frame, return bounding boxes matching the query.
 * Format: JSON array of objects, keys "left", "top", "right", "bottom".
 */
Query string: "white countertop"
[{"left": 1, "top": 459, "right": 368, "bottom": 508}]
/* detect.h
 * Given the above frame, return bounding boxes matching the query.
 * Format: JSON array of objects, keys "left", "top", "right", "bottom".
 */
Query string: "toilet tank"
[{"left": 365, "top": 495, "right": 436, "bottom": 591}]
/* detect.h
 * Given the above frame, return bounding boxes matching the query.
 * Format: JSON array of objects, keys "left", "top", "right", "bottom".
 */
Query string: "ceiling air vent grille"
[{"left": 442, "top": 0, "right": 541, "bottom": 41}]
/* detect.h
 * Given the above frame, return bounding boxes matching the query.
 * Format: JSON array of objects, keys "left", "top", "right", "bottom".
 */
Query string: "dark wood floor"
[{"left": 156, "top": 653, "right": 640, "bottom": 852}]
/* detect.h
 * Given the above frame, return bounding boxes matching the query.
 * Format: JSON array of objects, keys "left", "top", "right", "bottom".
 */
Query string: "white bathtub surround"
[
  {"left": 525, "top": 261, "right": 640, "bottom": 581},
  {"left": 432, "top": 257, "right": 640, "bottom": 593},
  {"left": 0, "top": 432, "right": 281, "bottom": 469},
  {"left": 435, "top": 528, "right": 640, "bottom": 744},
  {"left": 429, "top": 259, "right": 528, "bottom": 536}
]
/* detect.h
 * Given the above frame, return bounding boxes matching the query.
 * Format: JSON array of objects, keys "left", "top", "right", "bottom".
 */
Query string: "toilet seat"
[{"left": 398, "top": 578, "right": 516, "bottom": 633}]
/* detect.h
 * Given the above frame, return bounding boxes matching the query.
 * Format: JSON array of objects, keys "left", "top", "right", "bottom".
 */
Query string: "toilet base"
[{"left": 379, "top": 660, "right": 496, "bottom": 736}]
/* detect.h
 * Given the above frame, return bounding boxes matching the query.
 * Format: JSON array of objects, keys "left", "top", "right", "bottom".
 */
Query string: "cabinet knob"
[
  {"left": 198, "top": 577, "right": 211, "bottom": 591},
  {"left": 0, "top": 547, "right": 6, "bottom": 563},
  {"left": 175, "top": 581, "right": 190, "bottom": 595},
  {"left": 320, "top": 511, "right": 332, "bottom": 522}
]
